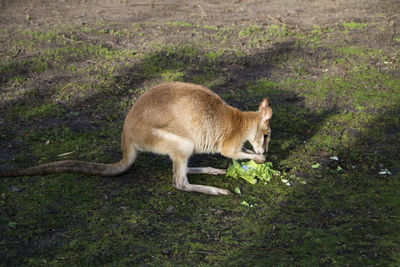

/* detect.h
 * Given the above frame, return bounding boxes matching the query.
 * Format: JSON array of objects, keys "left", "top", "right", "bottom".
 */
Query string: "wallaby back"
[{"left": 123, "top": 82, "right": 259, "bottom": 155}]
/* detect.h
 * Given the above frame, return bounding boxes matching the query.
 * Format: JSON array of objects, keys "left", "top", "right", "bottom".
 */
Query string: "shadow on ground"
[{"left": 226, "top": 100, "right": 400, "bottom": 265}]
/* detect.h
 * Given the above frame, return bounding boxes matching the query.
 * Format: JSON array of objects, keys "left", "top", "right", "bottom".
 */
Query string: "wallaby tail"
[
  {"left": 0, "top": 160, "right": 127, "bottom": 177},
  {"left": 0, "top": 148, "right": 137, "bottom": 178}
]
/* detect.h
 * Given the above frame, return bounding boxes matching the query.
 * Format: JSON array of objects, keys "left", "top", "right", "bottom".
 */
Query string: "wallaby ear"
[
  {"left": 259, "top": 98, "right": 269, "bottom": 109},
  {"left": 259, "top": 98, "right": 272, "bottom": 123}
]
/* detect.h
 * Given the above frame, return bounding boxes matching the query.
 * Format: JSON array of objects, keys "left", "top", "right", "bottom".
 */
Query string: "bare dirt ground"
[
  {"left": 1, "top": 0, "right": 398, "bottom": 87},
  {"left": 1, "top": 0, "right": 399, "bottom": 31}
]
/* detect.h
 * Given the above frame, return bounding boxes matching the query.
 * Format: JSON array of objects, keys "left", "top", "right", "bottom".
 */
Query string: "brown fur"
[{"left": 0, "top": 82, "right": 272, "bottom": 195}]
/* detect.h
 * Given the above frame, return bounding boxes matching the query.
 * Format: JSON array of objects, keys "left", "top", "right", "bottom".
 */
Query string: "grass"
[
  {"left": 0, "top": 19, "right": 399, "bottom": 266},
  {"left": 343, "top": 21, "right": 368, "bottom": 30}
]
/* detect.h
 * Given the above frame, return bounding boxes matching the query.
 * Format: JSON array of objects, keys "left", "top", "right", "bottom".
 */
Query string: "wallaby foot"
[
  {"left": 187, "top": 167, "right": 226, "bottom": 175},
  {"left": 174, "top": 183, "right": 231, "bottom": 195},
  {"left": 171, "top": 155, "right": 230, "bottom": 195}
]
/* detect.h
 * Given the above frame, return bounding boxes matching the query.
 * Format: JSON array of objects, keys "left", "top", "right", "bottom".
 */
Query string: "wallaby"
[{"left": 0, "top": 82, "right": 272, "bottom": 195}]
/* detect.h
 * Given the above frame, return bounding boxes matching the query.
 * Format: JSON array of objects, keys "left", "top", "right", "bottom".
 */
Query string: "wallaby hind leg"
[
  {"left": 187, "top": 167, "right": 226, "bottom": 175},
  {"left": 151, "top": 130, "right": 230, "bottom": 195},
  {"left": 171, "top": 154, "right": 230, "bottom": 196}
]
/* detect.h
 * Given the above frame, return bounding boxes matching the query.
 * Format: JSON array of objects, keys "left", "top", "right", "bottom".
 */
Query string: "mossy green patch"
[{"left": 9, "top": 103, "right": 66, "bottom": 121}]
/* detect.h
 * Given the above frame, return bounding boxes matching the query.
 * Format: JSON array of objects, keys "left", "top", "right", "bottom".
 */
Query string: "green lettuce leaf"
[{"left": 226, "top": 160, "right": 280, "bottom": 184}]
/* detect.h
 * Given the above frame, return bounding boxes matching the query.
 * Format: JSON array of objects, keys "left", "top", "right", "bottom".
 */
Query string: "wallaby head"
[
  {"left": 248, "top": 98, "right": 273, "bottom": 155},
  {"left": 1, "top": 82, "right": 273, "bottom": 196}
]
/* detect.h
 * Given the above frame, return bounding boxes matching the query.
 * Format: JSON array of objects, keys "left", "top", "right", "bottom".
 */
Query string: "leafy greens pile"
[{"left": 226, "top": 160, "right": 280, "bottom": 184}]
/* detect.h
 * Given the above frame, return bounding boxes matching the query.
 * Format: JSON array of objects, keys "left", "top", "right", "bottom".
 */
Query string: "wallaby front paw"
[{"left": 253, "top": 154, "right": 266, "bottom": 164}]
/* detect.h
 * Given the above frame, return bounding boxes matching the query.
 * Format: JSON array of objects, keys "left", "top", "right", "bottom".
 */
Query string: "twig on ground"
[{"left": 57, "top": 151, "right": 75, "bottom": 157}]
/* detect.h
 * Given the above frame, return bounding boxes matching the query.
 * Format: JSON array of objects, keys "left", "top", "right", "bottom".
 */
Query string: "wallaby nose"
[{"left": 264, "top": 142, "right": 269, "bottom": 153}]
